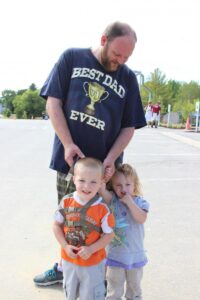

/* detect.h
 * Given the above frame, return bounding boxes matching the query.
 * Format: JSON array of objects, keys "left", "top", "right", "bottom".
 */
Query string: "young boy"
[{"left": 53, "top": 157, "right": 115, "bottom": 300}]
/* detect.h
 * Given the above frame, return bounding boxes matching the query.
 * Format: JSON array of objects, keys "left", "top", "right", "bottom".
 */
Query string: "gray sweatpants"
[{"left": 62, "top": 259, "right": 105, "bottom": 300}]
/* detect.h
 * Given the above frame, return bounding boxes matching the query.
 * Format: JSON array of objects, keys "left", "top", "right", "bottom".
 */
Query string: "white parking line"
[
  {"left": 142, "top": 177, "right": 200, "bottom": 182},
  {"left": 161, "top": 132, "right": 200, "bottom": 149},
  {"left": 131, "top": 153, "right": 200, "bottom": 156}
]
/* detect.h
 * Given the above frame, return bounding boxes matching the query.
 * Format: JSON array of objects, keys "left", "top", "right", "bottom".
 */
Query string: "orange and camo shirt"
[{"left": 54, "top": 191, "right": 115, "bottom": 266}]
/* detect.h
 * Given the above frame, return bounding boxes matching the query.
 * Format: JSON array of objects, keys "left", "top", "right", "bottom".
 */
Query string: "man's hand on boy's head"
[
  {"left": 64, "top": 143, "right": 84, "bottom": 167},
  {"left": 103, "top": 158, "right": 115, "bottom": 182},
  {"left": 104, "top": 167, "right": 114, "bottom": 182}
]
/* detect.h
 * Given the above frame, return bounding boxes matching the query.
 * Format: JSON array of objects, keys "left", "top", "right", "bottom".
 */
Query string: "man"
[
  {"left": 151, "top": 101, "right": 161, "bottom": 128},
  {"left": 33, "top": 21, "right": 146, "bottom": 286}
]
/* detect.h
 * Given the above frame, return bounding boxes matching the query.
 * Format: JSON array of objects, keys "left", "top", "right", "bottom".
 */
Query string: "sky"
[{"left": 0, "top": 0, "right": 199, "bottom": 95}]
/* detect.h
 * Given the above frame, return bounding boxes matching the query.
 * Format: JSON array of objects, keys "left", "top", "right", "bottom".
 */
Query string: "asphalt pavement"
[{"left": 0, "top": 120, "right": 200, "bottom": 300}]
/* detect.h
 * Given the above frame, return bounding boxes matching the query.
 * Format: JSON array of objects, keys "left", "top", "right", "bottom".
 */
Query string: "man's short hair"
[{"left": 103, "top": 21, "right": 137, "bottom": 43}]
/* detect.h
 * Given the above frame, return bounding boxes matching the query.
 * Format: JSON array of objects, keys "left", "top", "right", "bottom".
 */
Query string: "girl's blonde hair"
[{"left": 109, "top": 163, "right": 143, "bottom": 196}]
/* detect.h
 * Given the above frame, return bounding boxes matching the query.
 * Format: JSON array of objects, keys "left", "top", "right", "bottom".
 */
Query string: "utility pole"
[{"left": 134, "top": 71, "right": 152, "bottom": 101}]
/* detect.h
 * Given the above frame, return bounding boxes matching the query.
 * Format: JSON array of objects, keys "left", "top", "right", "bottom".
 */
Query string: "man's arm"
[
  {"left": 46, "top": 97, "right": 84, "bottom": 166},
  {"left": 103, "top": 127, "right": 135, "bottom": 180}
]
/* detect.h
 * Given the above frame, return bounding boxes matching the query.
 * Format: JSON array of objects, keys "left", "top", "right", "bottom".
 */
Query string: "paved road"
[{"left": 0, "top": 120, "right": 200, "bottom": 300}]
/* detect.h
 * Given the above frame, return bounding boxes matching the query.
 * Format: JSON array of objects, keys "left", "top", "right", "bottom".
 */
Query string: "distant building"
[{"left": 162, "top": 112, "right": 182, "bottom": 124}]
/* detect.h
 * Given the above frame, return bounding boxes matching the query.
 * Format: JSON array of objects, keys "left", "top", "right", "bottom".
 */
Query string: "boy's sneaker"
[{"left": 33, "top": 263, "right": 63, "bottom": 286}]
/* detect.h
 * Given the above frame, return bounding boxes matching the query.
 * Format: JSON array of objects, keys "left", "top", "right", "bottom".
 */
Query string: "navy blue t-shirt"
[{"left": 40, "top": 48, "right": 146, "bottom": 173}]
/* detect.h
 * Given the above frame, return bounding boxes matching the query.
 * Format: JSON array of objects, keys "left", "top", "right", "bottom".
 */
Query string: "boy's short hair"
[{"left": 74, "top": 157, "right": 104, "bottom": 176}]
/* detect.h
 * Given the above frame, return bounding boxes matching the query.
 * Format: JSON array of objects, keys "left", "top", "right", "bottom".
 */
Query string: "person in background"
[
  {"left": 33, "top": 21, "right": 146, "bottom": 286},
  {"left": 151, "top": 101, "right": 161, "bottom": 128},
  {"left": 99, "top": 163, "right": 149, "bottom": 300},
  {"left": 144, "top": 100, "right": 153, "bottom": 127}
]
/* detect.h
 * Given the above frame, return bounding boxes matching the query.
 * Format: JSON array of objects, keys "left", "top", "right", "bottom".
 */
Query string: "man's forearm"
[
  {"left": 47, "top": 97, "right": 85, "bottom": 166},
  {"left": 89, "top": 232, "right": 114, "bottom": 254},
  {"left": 46, "top": 97, "right": 73, "bottom": 148},
  {"left": 106, "top": 127, "right": 135, "bottom": 162}
]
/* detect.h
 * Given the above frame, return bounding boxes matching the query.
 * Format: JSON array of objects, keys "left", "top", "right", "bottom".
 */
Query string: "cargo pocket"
[{"left": 94, "top": 282, "right": 105, "bottom": 300}]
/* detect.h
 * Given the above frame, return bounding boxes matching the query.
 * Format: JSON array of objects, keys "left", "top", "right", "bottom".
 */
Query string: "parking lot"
[{"left": 0, "top": 120, "right": 200, "bottom": 300}]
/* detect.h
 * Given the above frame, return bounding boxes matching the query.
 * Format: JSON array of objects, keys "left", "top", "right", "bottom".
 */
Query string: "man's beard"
[{"left": 101, "top": 45, "right": 120, "bottom": 72}]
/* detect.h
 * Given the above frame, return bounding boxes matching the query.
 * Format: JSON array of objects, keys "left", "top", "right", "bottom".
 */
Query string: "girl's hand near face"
[
  {"left": 120, "top": 193, "right": 147, "bottom": 224},
  {"left": 120, "top": 193, "right": 133, "bottom": 206}
]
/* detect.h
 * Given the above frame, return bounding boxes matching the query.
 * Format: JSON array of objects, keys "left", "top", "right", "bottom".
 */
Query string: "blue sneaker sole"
[{"left": 34, "top": 279, "right": 63, "bottom": 286}]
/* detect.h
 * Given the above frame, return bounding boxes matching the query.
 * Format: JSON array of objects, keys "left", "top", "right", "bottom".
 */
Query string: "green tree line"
[
  {"left": 140, "top": 68, "right": 200, "bottom": 122},
  {"left": 0, "top": 70, "right": 200, "bottom": 122},
  {"left": 0, "top": 83, "right": 45, "bottom": 119}
]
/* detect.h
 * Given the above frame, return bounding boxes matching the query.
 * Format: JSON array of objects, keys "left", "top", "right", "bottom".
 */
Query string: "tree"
[
  {"left": 141, "top": 68, "right": 169, "bottom": 112},
  {"left": 176, "top": 81, "right": 200, "bottom": 103},
  {"left": 172, "top": 81, "right": 200, "bottom": 122},
  {"left": 173, "top": 100, "right": 195, "bottom": 122},
  {"left": 13, "top": 90, "right": 45, "bottom": 119},
  {"left": 1, "top": 89, "right": 16, "bottom": 113},
  {"left": 17, "top": 89, "right": 27, "bottom": 95},
  {"left": 3, "top": 108, "right": 11, "bottom": 117},
  {"left": 29, "top": 83, "right": 37, "bottom": 91},
  {"left": 167, "top": 80, "right": 181, "bottom": 99}
]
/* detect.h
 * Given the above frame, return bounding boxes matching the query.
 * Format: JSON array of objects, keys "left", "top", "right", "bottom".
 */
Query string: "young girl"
[{"left": 99, "top": 163, "right": 149, "bottom": 300}]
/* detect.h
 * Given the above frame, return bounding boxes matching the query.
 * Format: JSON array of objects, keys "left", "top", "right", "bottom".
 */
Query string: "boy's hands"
[
  {"left": 63, "top": 244, "right": 93, "bottom": 260},
  {"left": 77, "top": 246, "right": 93, "bottom": 260},
  {"left": 63, "top": 244, "right": 80, "bottom": 258}
]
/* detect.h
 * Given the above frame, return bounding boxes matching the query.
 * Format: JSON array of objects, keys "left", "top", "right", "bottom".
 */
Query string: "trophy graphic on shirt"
[{"left": 83, "top": 81, "right": 109, "bottom": 116}]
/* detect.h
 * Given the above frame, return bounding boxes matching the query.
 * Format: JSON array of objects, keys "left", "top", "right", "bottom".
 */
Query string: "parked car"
[
  {"left": 189, "top": 112, "right": 200, "bottom": 127},
  {"left": 42, "top": 112, "right": 49, "bottom": 120}
]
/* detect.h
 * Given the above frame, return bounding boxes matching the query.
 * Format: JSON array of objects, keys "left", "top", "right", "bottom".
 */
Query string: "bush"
[
  {"left": 160, "top": 123, "right": 185, "bottom": 129},
  {"left": 3, "top": 108, "right": 11, "bottom": 118},
  {"left": 13, "top": 90, "right": 45, "bottom": 119}
]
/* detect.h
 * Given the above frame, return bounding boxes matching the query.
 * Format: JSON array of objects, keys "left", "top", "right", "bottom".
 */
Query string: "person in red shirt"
[{"left": 151, "top": 102, "right": 161, "bottom": 128}]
